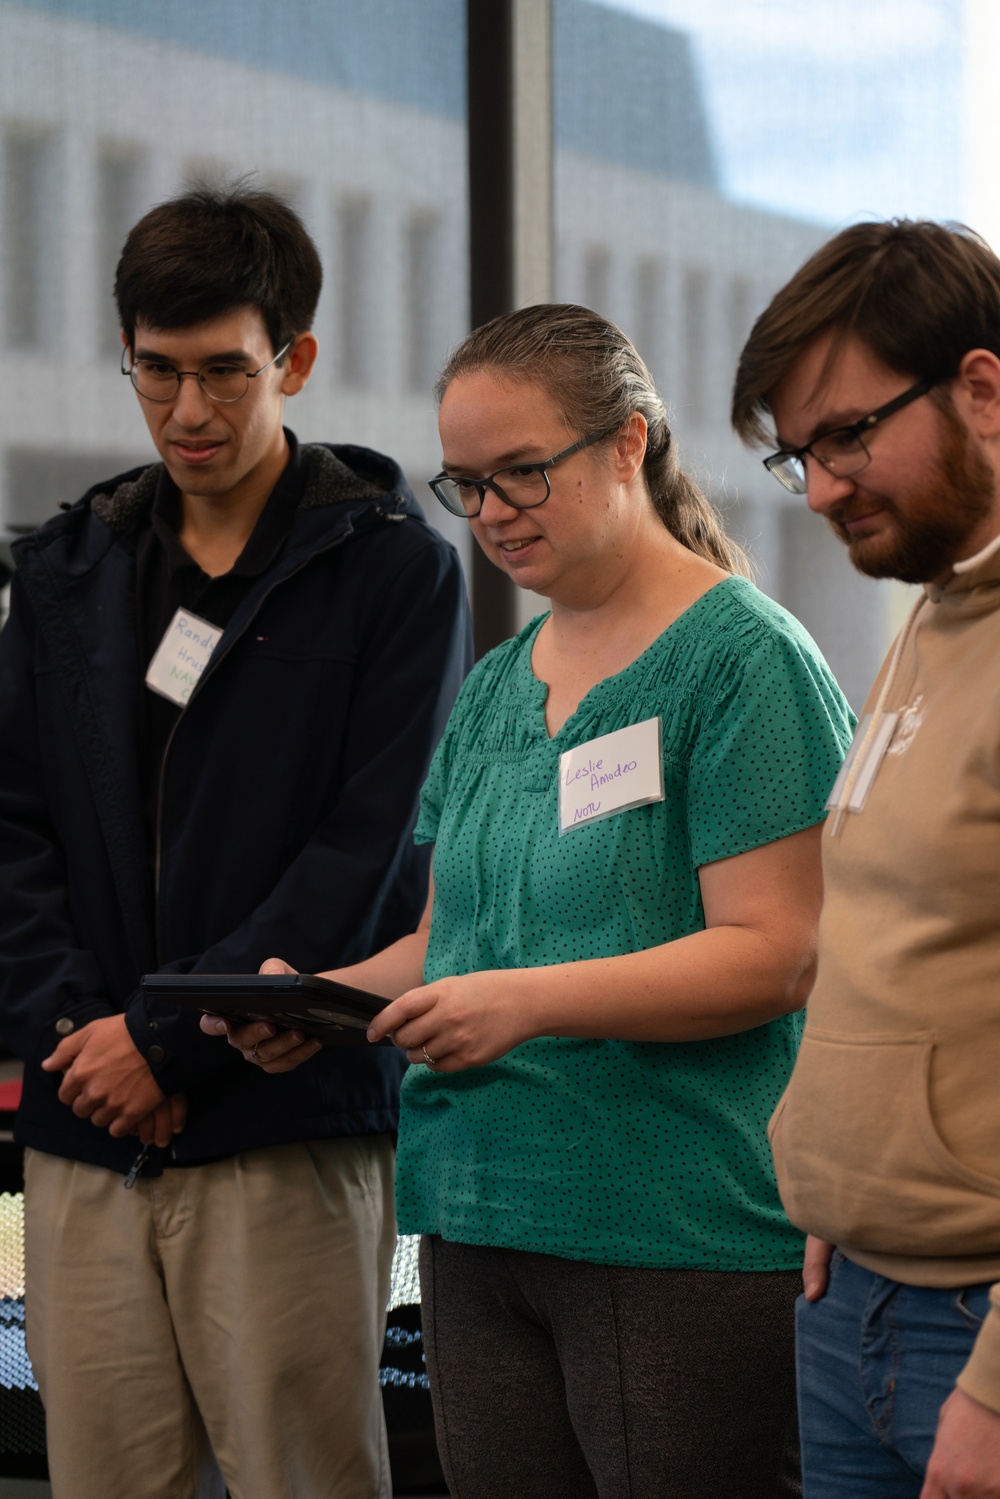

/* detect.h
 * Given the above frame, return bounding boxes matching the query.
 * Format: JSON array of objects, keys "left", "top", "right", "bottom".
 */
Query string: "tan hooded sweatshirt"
[{"left": 770, "top": 532, "right": 1000, "bottom": 1413}]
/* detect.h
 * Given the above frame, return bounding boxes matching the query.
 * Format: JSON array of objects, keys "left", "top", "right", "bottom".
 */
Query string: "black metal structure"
[{"left": 466, "top": 0, "right": 519, "bottom": 658}]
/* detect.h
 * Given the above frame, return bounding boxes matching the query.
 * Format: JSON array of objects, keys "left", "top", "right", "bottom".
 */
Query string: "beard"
[{"left": 828, "top": 411, "right": 996, "bottom": 584}]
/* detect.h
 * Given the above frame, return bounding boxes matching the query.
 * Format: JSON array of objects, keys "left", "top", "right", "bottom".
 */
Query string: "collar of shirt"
[{"left": 149, "top": 428, "right": 306, "bottom": 581}]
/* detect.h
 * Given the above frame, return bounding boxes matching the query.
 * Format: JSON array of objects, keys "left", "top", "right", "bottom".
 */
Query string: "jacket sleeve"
[
  {"left": 0, "top": 577, "right": 117, "bottom": 1065},
  {"left": 125, "top": 533, "right": 473, "bottom": 1096}
]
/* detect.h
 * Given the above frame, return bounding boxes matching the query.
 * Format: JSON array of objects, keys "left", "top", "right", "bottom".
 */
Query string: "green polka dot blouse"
[{"left": 397, "top": 577, "right": 855, "bottom": 1269}]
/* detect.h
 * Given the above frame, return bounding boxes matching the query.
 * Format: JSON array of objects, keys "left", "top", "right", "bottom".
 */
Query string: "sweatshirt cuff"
[{"left": 956, "top": 1286, "right": 1000, "bottom": 1415}]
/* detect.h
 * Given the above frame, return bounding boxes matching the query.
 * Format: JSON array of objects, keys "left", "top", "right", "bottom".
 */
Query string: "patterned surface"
[
  {"left": 0, "top": 1199, "right": 31, "bottom": 1397},
  {"left": 388, "top": 1232, "right": 421, "bottom": 1312},
  {"left": 0, "top": 1198, "right": 423, "bottom": 1389},
  {"left": 0, "top": 1197, "right": 44, "bottom": 1459}
]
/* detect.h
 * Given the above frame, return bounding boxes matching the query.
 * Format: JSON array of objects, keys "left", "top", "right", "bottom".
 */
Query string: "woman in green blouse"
[{"left": 215, "top": 305, "right": 853, "bottom": 1498}]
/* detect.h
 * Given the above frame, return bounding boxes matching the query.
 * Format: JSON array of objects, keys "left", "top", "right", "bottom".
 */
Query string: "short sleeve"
[
  {"left": 414, "top": 719, "right": 452, "bottom": 845},
  {"left": 413, "top": 656, "right": 487, "bottom": 845},
  {"left": 686, "top": 627, "right": 855, "bottom": 868}
]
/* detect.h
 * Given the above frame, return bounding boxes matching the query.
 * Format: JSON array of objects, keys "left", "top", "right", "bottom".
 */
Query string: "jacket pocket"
[{"left": 770, "top": 1028, "right": 1000, "bottom": 1257}]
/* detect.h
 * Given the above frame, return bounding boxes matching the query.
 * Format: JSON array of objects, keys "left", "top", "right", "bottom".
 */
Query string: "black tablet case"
[{"left": 140, "top": 972, "right": 394, "bottom": 1046}]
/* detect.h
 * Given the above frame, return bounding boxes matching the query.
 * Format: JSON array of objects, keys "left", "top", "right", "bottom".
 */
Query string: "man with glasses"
[
  {"left": 0, "top": 183, "right": 470, "bottom": 1499},
  {"left": 732, "top": 218, "right": 1000, "bottom": 1499}
]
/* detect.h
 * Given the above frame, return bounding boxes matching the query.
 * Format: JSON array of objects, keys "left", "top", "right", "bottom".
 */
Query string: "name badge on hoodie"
[
  {"left": 559, "top": 718, "right": 664, "bottom": 832},
  {"left": 827, "top": 712, "right": 899, "bottom": 814},
  {"left": 145, "top": 609, "right": 223, "bottom": 707}
]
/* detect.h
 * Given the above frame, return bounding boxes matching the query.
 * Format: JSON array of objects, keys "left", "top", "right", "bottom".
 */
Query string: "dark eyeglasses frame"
[
  {"left": 763, "top": 377, "right": 937, "bottom": 494},
  {"left": 429, "top": 428, "right": 616, "bottom": 518},
  {"left": 121, "top": 337, "right": 295, "bottom": 403}
]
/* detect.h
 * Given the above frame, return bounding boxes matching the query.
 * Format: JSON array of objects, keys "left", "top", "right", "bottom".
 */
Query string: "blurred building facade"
[{"left": 0, "top": 0, "right": 893, "bottom": 706}]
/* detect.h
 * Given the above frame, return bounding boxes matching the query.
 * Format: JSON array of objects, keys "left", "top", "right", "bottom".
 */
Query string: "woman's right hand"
[{"left": 198, "top": 957, "right": 324, "bottom": 1074}]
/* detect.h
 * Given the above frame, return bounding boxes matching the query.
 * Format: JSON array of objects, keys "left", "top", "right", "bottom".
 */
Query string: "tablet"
[{"left": 140, "top": 972, "right": 394, "bottom": 1047}]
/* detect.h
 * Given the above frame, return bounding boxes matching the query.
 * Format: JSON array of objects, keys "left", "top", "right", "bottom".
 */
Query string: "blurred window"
[
  {"left": 4, "top": 129, "right": 59, "bottom": 351},
  {"left": 726, "top": 274, "right": 752, "bottom": 380},
  {"left": 97, "top": 144, "right": 146, "bottom": 355},
  {"left": 338, "top": 195, "right": 374, "bottom": 389},
  {"left": 405, "top": 210, "right": 443, "bottom": 394},
  {"left": 582, "top": 243, "right": 612, "bottom": 315},
  {"left": 634, "top": 255, "right": 666, "bottom": 383},
  {"left": 555, "top": 0, "right": 964, "bottom": 709},
  {"left": 0, "top": 0, "right": 467, "bottom": 549},
  {"left": 681, "top": 264, "right": 709, "bottom": 430}
]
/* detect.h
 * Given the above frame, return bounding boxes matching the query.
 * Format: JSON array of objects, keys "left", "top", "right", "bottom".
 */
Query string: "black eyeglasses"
[
  {"left": 121, "top": 337, "right": 294, "bottom": 404},
  {"left": 763, "top": 378, "right": 937, "bottom": 495},
  {"left": 429, "top": 429, "right": 615, "bottom": 518}
]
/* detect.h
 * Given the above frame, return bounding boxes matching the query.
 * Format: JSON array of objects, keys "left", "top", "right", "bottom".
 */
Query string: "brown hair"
[
  {"left": 732, "top": 219, "right": 1000, "bottom": 446},
  {"left": 438, "top": 302, "right": 751, "bottom": 576},
  {"left": 115, "top": 179, "right": 322, "bottom": 358}
]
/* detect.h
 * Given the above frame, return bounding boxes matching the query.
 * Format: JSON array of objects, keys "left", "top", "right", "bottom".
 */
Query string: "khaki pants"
[{"left": 24, "top": 1137, "right": 396, "bottom": 1499}]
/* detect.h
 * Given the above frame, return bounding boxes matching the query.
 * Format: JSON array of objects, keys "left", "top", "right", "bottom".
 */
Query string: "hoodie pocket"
[{"left": 769, "top": 1028, "right": 1000, "bottom": 1257}]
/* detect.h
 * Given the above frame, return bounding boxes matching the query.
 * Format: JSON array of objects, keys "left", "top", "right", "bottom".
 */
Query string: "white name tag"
[
  {"left": 145, "top": 608, "right": 223, "bottom": 708},
  {"left": 826, "top": 711, "right": 899, "bottom": 813},
  {"left": 558, "top": 718, "right": 664, "bottom": 833}
]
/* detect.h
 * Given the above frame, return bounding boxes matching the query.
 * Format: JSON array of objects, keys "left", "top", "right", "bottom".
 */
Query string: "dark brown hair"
[
  {"left": 115, "top": 180, "right": 322, "bottom": 358},
  {"left": 438, "top": 303, "right": 751, "bottom": 576},
  {"left": 732, "top": 219, "right": 1000, "bottom": 446}
]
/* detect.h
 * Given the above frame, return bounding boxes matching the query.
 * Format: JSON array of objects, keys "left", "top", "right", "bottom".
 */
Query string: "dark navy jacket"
[{"left": 0, "top": 440, "right": 472, "bottom": 1173}]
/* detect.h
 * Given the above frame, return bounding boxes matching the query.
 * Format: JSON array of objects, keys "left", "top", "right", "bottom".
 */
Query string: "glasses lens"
[
  {"left": 492, "top": 466, "right": 549, "bottom": 507},
  {"left": 129, "top": 361, "right": 251, "bottom": 402},
  {"left": 764, "top": 454, "right": 807, "bottom": 494},
  {"left": 131, "top": 361, "right": 179, "bottom": 400},
  {"left": 810, "top": 431, "right": 869, "bottom": 477},
  {"left": 431, "top": 478, "right": 481, "bottom": 517},
  {"left": 199, "top": 364, "right": 250, "bottom": 402}
]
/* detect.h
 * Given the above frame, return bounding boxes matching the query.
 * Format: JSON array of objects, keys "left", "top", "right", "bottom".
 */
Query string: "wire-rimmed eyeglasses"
[
  {"left": 429, "top": 428, "right": 616, "bottom": 518},
  {"left": 121, "top": 337, "right": 294, "bottom": 404},
  {"left": 763, "top": 377, "right": 937, "bottom": 495}
]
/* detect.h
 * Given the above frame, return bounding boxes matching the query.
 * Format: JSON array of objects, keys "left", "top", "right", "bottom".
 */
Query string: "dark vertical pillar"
[{"left": 466, "top": 0, "right": 518, "bottom": 658}]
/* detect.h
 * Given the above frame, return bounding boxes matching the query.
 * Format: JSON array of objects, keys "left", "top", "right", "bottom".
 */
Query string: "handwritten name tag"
[
  {"left": 558, "top": 718, "right": 664, "bottom": 833},
  {"left": 826, "top": 711, "right": 899, "bottom": 813},
  {"left": 145, "top": 608, "right": 223, "bottom": 708}
]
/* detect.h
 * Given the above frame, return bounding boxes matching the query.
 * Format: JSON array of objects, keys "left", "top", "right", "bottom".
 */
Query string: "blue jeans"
[{"left": 796, "top": 1250, "right": 993, "bottom": 1497}]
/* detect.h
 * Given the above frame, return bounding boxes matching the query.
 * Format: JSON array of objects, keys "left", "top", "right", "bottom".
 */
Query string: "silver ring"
[
  {"left": 250, "top": 1046, "right": 262, "bottom": 1063},
  {"left": 421, "top": 1046, "right": 436, "bottom": 1066}
]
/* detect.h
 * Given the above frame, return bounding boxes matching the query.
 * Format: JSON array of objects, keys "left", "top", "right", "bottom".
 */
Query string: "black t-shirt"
[{"left": 135, "top": 432, "right": 307, "bottom": 852}]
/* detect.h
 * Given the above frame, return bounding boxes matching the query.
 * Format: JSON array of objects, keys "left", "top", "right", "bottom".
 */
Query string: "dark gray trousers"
[{"left": 420, "top": 1235, "right": 802, "bottom": 1499}]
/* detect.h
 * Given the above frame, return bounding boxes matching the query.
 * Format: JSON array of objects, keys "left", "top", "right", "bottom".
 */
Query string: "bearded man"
[{"left": 732, "top": 219, "right": 1000, "bottom": 1499}]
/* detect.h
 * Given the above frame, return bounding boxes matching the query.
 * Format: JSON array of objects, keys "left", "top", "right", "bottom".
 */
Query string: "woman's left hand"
[{"left": 367, "top": 971, "right": 533, "bottom": 1071}]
